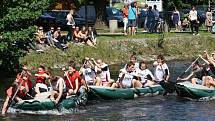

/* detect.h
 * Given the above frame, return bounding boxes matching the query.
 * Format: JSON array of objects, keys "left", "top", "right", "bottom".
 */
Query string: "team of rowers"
[{"left": 2, "top": 50, "right": 215, "bottom": 115}]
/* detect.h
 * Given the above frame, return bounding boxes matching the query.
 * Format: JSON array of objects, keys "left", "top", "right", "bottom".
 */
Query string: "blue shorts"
[
  {"left": 196, "top": 79, "right": 203, "bottom": 85},
  {"left": 128, "top": 19, "right": 136, "bottom": 27}
]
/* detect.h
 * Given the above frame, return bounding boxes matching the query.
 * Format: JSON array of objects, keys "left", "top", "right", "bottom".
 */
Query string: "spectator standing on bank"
[
  {"left": 146, "top": 6, "right": 155, "bottom": 33},
  {"left": 152, "top": 5, "right": 159, "bottom": 33},
  {"left": 128, "top": 2, "right": 137, "bottom": 35},
  {"left": 189, "top": 6, "right": 199, "bottom": 35},
  {"left": 122, "top": 4, "right": 129, "bottom": 35},
  {"left": 205, "top": 7, "right": 213, "bottom": 33},
  {"left": 171, "top": 7, "right": 180, "bottom": 32},
  {"left": 66, "top": 10, "right": 75, "bottom": 41}
]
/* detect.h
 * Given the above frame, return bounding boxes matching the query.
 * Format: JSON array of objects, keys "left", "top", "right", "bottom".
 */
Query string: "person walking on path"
[
  {"left": 128, "top": 2, "right": 137, "bottom": 35},
  {"left": 66, "top": 10, "right": 75, "bottom": 41},
  {"left": 171, "top": 7, "right": 180, "bottom": 32},
  {"left": 205, "top": 7, "right": 213, "bottom": 33},
  {"left": 122, "top": 4, "right": 129, "bottom": 35},
  {"left": 189, "top": 6, "right": 199, "bottom": 35}
]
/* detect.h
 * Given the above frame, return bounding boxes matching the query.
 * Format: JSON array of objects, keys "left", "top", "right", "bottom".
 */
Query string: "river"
[{"left": 1, "top": 60, "right": 215, "bottom": 121}]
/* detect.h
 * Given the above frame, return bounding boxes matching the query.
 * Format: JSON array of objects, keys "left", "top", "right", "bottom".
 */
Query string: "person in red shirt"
[
  {"left": 1, "top": 73, "right": 29, "bottom": 115},
  {"left": 122, "top": 4, "right": 129, "bottom": 35},
  {"left": 35, "top": 65, "right": 50, "bottom": 94},
  {"left": 64, "top": 61, "right": 82, "bottom": 96}
]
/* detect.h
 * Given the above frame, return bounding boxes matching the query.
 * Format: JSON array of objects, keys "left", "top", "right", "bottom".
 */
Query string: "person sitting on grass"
[
  {"left": 86, "top": 26, "right": 97, "bottom": 45},
  {"left": 64, "top": 61, "right": 82, "bottom": 96},
  {"left": 35, "top": 26, "right": 46, "bottom": 44},
  {"left": 53, "top": 27, "right": 68, "bottom": 50},
  {"left": 46, "top": 27, "right": 55, "bottom": 47},
  {"left": 78, "top": 26, "right": 88, "bottom": 43},
  {"left": 111, "top": 62, "right": 142, "bottom": 88},
  {"left": 73, "top": 26, "right": 81, "bottom": 43}
]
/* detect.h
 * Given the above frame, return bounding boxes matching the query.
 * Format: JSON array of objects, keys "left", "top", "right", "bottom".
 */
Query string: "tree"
[{"left": 0, "top": 0, "right": 53, "bottom": 76}]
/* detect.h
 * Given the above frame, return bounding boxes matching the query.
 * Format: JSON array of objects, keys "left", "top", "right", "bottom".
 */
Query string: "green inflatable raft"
[
  {"left": 11, "top": 92, "right": 87, "bottom": 111},
  {"left": 88, "top": 85, "right": 164, "bottom": 100},
  {"left": 176, "top": 81, "right": 215, "bottom": 99}
]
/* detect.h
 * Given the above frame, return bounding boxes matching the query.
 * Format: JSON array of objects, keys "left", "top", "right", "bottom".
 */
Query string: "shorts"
[
  {"left": 122, "top": 81, "right": 132, "bottom": 88},
  {"left": 128, "top": 19, "right": 136, "bottom": 27},
  {"left": 36, "top": 83, "right": 48, "bottom": 93},
  {"left": 196, "top": 79, "right": 203, "bottom": 85},
  {"left": 123, "top": 18, "right": 128, "bottom": 24}
]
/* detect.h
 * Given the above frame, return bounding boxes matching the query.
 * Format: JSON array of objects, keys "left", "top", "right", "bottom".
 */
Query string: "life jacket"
[
  {"left": 36, "top": 70, "right": 48, "bottom": 84},
  {"left": 6, "top": 86, "right": 26, "bottom": 99},
  {"left": 65, "top": 71, "right": 82, "bottom": 91}
]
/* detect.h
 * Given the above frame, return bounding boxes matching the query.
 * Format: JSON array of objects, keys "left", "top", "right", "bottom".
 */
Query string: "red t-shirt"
[
  {"left": 35, "top": 71, "right": 48, "bottom": 84},
  {"left": 65, "top": 71, "right": 82, "bottom": 90},
  {"left": 123, "top": 8, "right": 128, "bottom": 18}
]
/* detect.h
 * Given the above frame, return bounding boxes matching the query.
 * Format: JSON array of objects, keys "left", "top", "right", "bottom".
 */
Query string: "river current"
[{"left": 1, "top": 60, "right": 215, "bottom": 121}]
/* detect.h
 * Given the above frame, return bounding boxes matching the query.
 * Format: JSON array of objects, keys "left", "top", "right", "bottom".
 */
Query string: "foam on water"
[{"left": 7, "top": 107, "right": 81, "bottom": 115}]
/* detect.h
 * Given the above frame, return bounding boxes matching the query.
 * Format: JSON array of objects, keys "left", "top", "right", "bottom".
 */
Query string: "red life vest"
[
  {"left": 36, "top": 70, "right": 48, "bottom": 84},
  {"left": 65, "top": 71, "right": 82, "bottom": 91}
]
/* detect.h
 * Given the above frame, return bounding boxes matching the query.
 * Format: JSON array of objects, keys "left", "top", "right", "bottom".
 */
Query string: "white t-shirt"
[
  {"left": 66, "top": 13, "right": 75, "bottom": 26},
  {"left": 82, "top": 68, "right": 96, "bottom": 83},
  {"left": 95, "top": 63, "right": 110, "bottom": 82},
  {"left": 118, "top": 69, "right": 136, "bottom": 88},
  {"left": 154, "top": 63, "right": 169, "bottom": 82},
  {"left": 136, "top": 68, "right": 155, "bottom": 83},
  {"left": 189, "top": 10, "right": 197, "bottom": 21}
]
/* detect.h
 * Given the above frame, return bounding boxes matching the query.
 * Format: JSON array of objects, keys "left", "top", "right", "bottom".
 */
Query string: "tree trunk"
[{"left": 93, "top": 0, "right": 108, "bottom": 28}]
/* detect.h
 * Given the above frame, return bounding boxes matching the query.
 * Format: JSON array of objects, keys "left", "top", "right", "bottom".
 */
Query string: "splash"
[{"left": 7, "top": 107, "right": 81, "bottom": 115}]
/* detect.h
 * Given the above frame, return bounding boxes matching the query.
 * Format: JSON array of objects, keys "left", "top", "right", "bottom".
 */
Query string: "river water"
[{"left": 1, "top": 60, "right": 215, "bottom": 121}]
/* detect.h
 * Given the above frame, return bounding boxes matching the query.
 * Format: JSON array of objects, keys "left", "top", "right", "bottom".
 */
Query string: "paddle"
[{"left": 177, "top": 57, "right": 200, "bottom": 80}]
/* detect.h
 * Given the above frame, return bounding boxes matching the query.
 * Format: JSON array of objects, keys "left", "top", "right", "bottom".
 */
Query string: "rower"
[
  {"left": 153, "top": 55, "right": 170, "bottom": 82},
  {"left": 34, "top": 65, "right": 50, "bottom": 94},
  {"left": 64, "top": 61, "right": 82, "bottom": 96},
  {"left": 177, "top": 60, "right": 205, "bottom": 85},
  {"left": 199, "top": 51, "right": 215, "bottom": 87},
  {"left": 50, "top": 76, "right": 67, "bottom": 104},
  {"left": 79, "top": 58, "right": 96, "bottom": 85},
  {"left": 1, "top": 73, "right": 30, "bottom": 115},
  {"left": 111, "top": 62, "right": 142, "bottom": 88},
  {"left": 91, "top": 58, "right": 114, "bottom": 87},
  {"left": 124, "top": 54, "right": 139, "bottom": 70},
  {"left": 136, "top": 61, "right": 155, "bottom": 87}
]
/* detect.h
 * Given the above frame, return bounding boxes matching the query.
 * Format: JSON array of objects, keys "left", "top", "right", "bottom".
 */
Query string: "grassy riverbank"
[{"left": 20, "top": 32, "right": 215, "bottom": 69}]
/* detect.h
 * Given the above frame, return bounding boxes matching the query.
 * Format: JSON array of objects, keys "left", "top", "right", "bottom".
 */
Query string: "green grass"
[{"left": 20, "top": 31, "right": 215, "bottom": 69}]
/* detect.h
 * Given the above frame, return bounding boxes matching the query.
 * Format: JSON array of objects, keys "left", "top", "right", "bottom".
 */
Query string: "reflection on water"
[{"left": 1, "top": 60, "right": 215, "bottom": 121}]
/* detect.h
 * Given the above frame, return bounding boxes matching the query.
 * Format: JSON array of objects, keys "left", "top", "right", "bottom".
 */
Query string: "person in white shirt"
[
  {"left": 111, "top": 62, "right": 142, "bottom": 88},
  {"left": 79, "top": 59, "right": 96, "bottom": 85},
  {"left": 136, "top": 61, "right": 155, "bottom": 87},
  {"left": 189, "top": 6, "right": 199, "bottom": 35},
  {"left": 153, "top": 55, "right": 170, "bottom": 82},
  {"left": 66, "top": 10, "right": 75, "bottom": 41},
  {"left": 91, "top": 58, "right": 114, "bottom": 87}
]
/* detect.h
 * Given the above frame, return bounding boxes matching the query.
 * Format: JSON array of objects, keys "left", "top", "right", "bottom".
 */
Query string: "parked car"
[
  {"left": 106, "top": 7, "right": 123, "bottom": 25},
  {"left": 36, "top": 10, "right": 95, "bottom": 31}
]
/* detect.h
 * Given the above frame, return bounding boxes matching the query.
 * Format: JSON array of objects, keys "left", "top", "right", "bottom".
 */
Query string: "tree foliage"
[{"left": 0, "top": 0, "right": 53, "bottom": 75}]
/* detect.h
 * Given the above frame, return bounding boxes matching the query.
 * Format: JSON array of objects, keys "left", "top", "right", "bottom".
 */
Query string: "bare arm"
[
  {"left": 55, "top": 79, "right": 63, "bottom": 104},
  {"left": 177, "top": 72, "right": 194, "bottom": 81},
  {"left": 74, "top": 78, "right": 79, "bottom": 94}
]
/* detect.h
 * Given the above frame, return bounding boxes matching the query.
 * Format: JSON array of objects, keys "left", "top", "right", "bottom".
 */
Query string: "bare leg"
[
  {"left": 95, "top": 77, "right": 102, "bottom": 86},
  {"left": 191, "top": 78, "right": 197, "bottom": 84},
  {"left": 144, "top": 80, "right": 155, "bottom": 87},
  {"left": 1, "top": 96, "right": 10, "bottom": 115},
  {"left": 132, "top": 80, "right": 142, "bottom": 88}
]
